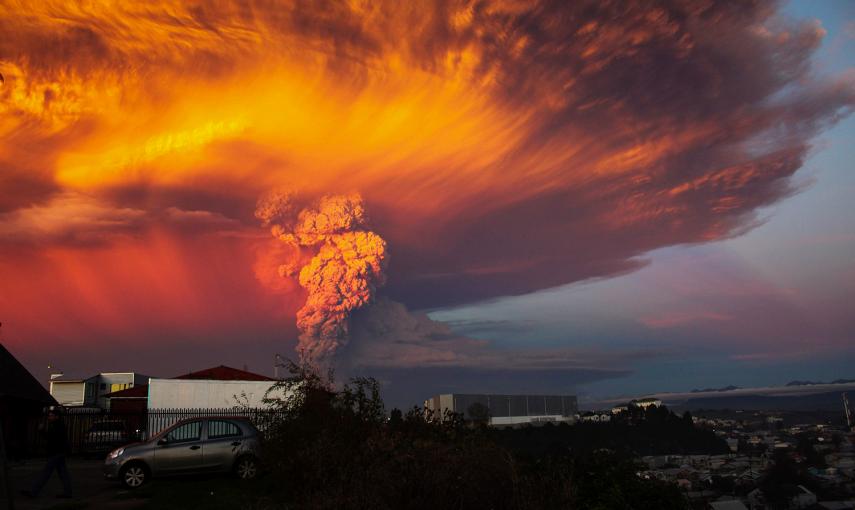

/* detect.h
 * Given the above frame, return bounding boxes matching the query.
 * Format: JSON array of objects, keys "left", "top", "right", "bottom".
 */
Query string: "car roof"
[{"left": 170, "top": 416, "right": 252, "bottom": 424}]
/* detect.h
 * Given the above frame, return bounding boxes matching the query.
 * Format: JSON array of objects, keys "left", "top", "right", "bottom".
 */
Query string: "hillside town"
[{"left": 639, "top": 410, "right": 855, "bottom": 509}]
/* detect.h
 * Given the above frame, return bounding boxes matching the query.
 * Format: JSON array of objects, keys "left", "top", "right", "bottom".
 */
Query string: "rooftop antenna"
[{"left": 48, "top": 363, "right": 63, "bottom": 380}]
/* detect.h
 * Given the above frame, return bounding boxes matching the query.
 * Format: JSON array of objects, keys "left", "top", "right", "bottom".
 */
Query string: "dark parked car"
[
  {"left": 104, "top": 416, "right": 261, "bottom": 488},
  {"left": 84, "top": 420, "right": 129, "bottom": 455}
]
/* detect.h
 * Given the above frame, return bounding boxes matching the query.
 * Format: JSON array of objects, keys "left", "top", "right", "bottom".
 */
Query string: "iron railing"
[{"left": 23, "top": 407, "right": 285, "bottom": 457}]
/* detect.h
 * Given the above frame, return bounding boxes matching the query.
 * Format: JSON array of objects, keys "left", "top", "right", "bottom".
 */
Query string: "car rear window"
[{"left": 208, "top": 420, "right": 242, "bottom": 439}]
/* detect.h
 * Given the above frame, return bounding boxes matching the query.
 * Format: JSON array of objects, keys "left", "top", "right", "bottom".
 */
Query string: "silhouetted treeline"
[{"left": 256, "top": 360, "right": 688, "bottom": 509}]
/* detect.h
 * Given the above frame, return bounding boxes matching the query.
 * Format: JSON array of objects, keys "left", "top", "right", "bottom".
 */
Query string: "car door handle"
[
  {"left": 189, "top": 445, "right": 200, "bottom": 450},
  {"left": 231, "top": 441, "right": 242, "bottom": 447}
]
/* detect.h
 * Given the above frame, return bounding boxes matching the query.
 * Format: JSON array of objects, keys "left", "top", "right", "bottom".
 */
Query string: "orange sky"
[{"left": 1, "top": 1, "right": 852, "bottom": 368}]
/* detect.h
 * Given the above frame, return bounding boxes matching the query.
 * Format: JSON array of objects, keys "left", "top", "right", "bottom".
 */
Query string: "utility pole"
[{"left": 844, "top": 393, "right": 854, "bottom": 432}]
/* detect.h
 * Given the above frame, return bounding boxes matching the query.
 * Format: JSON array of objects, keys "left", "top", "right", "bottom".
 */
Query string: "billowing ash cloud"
[{"left": 256, "top": 190, "right": 388, "bottom": 361}]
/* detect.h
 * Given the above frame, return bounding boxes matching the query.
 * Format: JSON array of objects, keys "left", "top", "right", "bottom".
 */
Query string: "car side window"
[
  {"left": 166, "top": 421, "right": 202, "bottom": 443},
  {"left": 208, "top": 420, "right": 242, "bottom": 440}
]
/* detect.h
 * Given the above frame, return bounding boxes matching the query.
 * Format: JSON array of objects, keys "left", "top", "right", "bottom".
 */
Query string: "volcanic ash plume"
[{"left": 256, "top": 191, "right": 388, "bottom": 361}]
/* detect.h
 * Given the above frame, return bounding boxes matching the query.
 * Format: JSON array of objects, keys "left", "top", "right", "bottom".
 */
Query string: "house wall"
[
  {"left": 0, "top": 397, "right": 47, "bottom": 459},
  {"left": 50, "top": 381, "right": 85, "bottom": 406},
  {"left": 147, "top": 379, "right": 282, "bottom": 410},
  {"left": 96, "top": 373, "right": 138, "bottom": 407}
]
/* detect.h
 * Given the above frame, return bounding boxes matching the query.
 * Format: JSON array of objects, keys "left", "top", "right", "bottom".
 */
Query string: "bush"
[{"left": 257, "top": 359, "right": 686, "bottom": 509}]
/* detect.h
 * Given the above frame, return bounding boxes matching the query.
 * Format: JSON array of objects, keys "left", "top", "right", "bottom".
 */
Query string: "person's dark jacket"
[{"left": 45, "top": 419, "right": 69, "bottom": 456}]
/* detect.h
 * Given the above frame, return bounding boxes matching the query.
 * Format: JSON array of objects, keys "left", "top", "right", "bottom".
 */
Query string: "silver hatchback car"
[{"left": 104, "top": 416, "right": 261, "bottom": 488}]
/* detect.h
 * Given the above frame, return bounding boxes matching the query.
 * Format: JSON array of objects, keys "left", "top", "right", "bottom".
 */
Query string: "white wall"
[
  {"left": 491, "top": 415, "right": 575, "bottom": 426},
  {"left": 147, "top": 378, "right": 283, "bottom": 410},
  {"left": 50, "top": 381, "right": 85, "bottom": 406}
]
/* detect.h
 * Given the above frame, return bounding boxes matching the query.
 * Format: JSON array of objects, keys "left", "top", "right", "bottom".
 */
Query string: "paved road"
[{"left": 3, "top": 457, "right": 143, "bottom": 510}]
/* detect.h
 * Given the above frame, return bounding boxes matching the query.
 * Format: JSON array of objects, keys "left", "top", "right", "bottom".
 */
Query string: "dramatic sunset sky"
[{"left": 1, "top": 0, "right": 853, "bottom": 408}]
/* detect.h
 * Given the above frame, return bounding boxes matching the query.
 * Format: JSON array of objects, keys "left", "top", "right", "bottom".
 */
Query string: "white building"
[
  {"left": 147, "top": 378, "right": 282, "bottom": 409},
  {"left": 580, "top": 413, "right": 611, "bottom": 423},
  {"left": 145, "top": 365, "right": 287, "bottom": 433},
  {"left": 630, "top": 398, "right": 662, "bottom": 410},
  {"left": 424, "top": 393, "right": 578, "bottom": 426},
  {"left": 49, "top": 372, "right": 149, "bottom": 408}
]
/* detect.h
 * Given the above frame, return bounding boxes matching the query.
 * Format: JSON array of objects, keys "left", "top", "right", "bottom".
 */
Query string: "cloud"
[
  {"left": 0, "top": 1, "right": 852, "bottom": 370},
  {"left": 640, "top": 311, "right": 733, "bottom": 329},
  {"left": 0, "top": 192, "right": 146, "bottom": 244},
  {"left": 0, "top": 192, "right": 244, "bottom": 245},
  {"left": 162, "top": 206, "right": 241, "bottom": 230},
  {"left": 343, "top": 298, "right": 664, "bottom": 371}
]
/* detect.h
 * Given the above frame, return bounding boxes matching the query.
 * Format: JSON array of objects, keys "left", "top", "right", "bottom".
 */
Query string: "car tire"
[
  {"left": 234, "top": 455, "right": 258, "bottom": 480},
  {"left": 120, "top": 462, "right": 149, "bottom": 489}
]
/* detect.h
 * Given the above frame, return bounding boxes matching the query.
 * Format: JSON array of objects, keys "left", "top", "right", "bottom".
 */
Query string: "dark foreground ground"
[{"left": 4, "top": 458, "right": 268, "bottom": 510}]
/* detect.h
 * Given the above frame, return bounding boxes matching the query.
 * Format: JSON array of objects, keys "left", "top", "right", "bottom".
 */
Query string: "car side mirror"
[{"left": 157, "top": 438, "right": 168, "bottom": 446}]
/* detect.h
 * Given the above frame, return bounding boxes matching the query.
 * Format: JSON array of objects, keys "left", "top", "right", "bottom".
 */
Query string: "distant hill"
[
  {"left": 690, "top": 385, "right": 741, "bottom": 393},
  {"left": 674, "top": 391, "right": 852, "bottom": 412},
  {"left": 786, "top": 379, "right": 855, "bottom": 386}
]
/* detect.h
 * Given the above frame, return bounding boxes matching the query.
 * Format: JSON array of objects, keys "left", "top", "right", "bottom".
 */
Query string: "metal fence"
[{"left": 25, "top": 407, "right": 285, "bottom": 457}]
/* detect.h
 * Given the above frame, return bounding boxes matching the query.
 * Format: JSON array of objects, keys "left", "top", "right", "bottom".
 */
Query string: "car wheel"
[
  {"left": 234, "top": 456, "right": 258, "bottom": 480},
  {"left": 120, "top": 463, "right": 148, "bottom": 489}
]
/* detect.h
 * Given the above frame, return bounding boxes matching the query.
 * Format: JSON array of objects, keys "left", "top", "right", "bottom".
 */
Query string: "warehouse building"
[{"left": 424, "top": 393, "right": 578, "bottom": 426}]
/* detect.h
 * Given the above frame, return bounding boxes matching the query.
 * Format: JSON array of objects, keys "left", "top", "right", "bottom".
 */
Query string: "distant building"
[
  {"left": 49, "top": 372, "right": 150, "bottom": 408},
  {"left": 726, "top": 438, "right": 739, "bottom": 452},
  {"left": 423, "top": 393, "right": 578, "bottom": 426},
  {"left": 580, "top": 412, "right": 611, "bottom": 423},
  {"left": 630, "top": 397, "right": 662, "bottom": 410}
]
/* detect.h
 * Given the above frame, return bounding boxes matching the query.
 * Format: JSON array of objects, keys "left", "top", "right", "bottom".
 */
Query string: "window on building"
[
  {"left": 166, "top": 421, "right": 202, "bottom": 443},
  {"left": 99, "top": 383, "right": 106, "bottom": 391},
  {"left": 86, "top": 384, "right": 95, "bottom": 397},
  {"left": 110, "top": 383, "right": 130, "bottom": 392},
  {"left": 208, "top": 420, "right": 242, "bottom": 439}
]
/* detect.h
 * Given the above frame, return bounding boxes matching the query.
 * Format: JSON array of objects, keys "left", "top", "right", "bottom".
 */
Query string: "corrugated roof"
[
  {"left": 172, "top": 365, "right": 276, "bottom": 381},
  {"left": 0, "top": 343, "right": 57, "bottom": 405}
]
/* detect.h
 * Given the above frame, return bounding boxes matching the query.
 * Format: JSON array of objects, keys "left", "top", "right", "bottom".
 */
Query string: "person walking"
[{"left": 21, "top": 407, "right": 72, "bottom": 499}]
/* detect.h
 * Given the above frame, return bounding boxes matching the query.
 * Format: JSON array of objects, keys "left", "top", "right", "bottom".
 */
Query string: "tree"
[{"left": 467, "top": 402, "right": 491, "bottom": 427}]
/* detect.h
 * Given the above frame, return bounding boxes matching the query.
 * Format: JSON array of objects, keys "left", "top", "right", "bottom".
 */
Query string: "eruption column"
[{"left": 256, "top": 191, "right": 388, "bottom": 361}]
